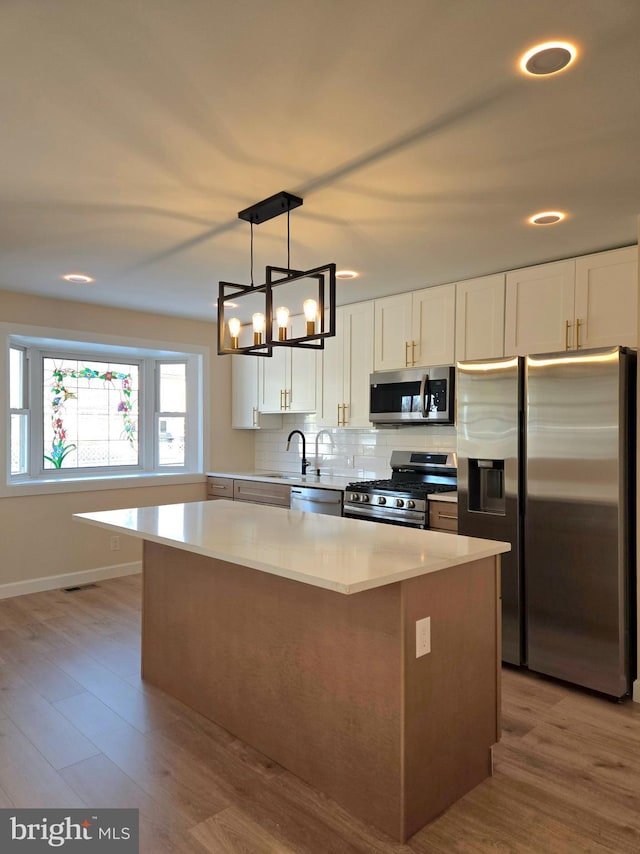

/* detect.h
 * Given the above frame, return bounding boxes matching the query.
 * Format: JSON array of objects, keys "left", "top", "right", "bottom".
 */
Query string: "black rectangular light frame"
[
  {"left": 238, "top": 191, "right": 303, "bottom": 225},
  {"left": 217, "top": 281, "right": 272, "bottom": 356},
  {"left": 265, "top": 263, "right": 336, "bottom": 350}
]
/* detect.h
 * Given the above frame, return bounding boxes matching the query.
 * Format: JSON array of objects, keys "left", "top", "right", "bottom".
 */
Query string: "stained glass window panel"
[{"left": 42, "top": 358, "right": 139, "bottom": 470}]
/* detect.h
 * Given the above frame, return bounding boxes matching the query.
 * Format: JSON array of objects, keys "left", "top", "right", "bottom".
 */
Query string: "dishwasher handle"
[{"left": 291, "top": 488, "right": 341, "bottom": 504}]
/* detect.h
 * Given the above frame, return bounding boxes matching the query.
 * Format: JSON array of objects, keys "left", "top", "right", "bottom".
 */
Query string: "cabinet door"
[
  {"left": 429, "top": 500, "right": 458, "bottom": 533},
  {"left": 455, "top": 274, "right": 505, "bottom": 361},
  {"left": 411, "top": 284, "right": 456, "bottom": 366},
  {"left": 232, "top": 355, "right": 257, "bottom": 428},
  {"left": 374, "top": 293, "right": 412, "bottom": 371},
  {"left": 343, "top": 300, "right": 374, "bottom": 427},
  {"left": 287, "top": 314, "right": 317, "bottom": 413},
  {"left": 232, "top": 355, "right": 282, "bottom": 429},
  {"left": 504, "top": 260, "right": 575, "bottom": 356},
  {"left": 574, "top": 246, "right": 638, "bottom": 349},
  {"left": 316, "top": 309, "right": 344, "bottom": 427},
  {"left": 260, "top": 346, "right": 287, "bottom": 413},
  {"left": 207, "top": 476, "right": 234, "bottom": 500}
]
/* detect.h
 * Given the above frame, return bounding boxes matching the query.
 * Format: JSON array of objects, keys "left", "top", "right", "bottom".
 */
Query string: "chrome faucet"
[
  {"left": 286, "top": 430, "right": 308, "bottom": 475},
  {"left": 314, "top": 429, "right": 335, "bottom": 476}
]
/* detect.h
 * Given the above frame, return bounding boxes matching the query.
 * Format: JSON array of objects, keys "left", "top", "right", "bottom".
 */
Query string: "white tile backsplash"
[{"left": 254, "top": 415, "right": 457, "bottom": 479}]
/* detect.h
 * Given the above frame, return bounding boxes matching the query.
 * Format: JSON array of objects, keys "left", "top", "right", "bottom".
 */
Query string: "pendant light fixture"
[{"left": 217, "top": 191, "right": 336, "bottom": 356}]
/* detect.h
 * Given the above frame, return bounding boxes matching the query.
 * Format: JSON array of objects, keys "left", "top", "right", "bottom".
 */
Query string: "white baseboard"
[
  {"left": 0, "top": 561, "right": 142, "bottom": 600},
  {"left": 633, "top": 679, "right": 640, "bottom": 704}
]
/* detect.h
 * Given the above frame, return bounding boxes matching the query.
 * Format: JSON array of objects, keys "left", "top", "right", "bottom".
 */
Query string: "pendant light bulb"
[
  {"left": 276, "top": 306, "right": 290, "bottom": 341},
  {"left": 303, "top": 298, "right": 317, "bottom": 335},
  {"left": 252, "top": 312, "right": 265, "bottom": 346},
  {"left": 228, "top": 317, "right": 241, "bottom": 348}
]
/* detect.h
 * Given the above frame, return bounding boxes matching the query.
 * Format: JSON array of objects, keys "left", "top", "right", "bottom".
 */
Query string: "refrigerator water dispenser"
[{"left": 468, "top": 459, "right": 505, "bottom": 515}]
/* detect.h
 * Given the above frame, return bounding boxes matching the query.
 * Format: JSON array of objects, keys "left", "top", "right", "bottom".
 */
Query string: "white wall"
[{"left": 0, "top": 289, "right": 254, "bottom": 594}]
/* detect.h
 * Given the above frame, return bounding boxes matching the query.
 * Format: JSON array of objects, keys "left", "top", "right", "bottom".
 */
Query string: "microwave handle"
[{"left": 420, "top": 373, "right": 431, "bottom": 417}]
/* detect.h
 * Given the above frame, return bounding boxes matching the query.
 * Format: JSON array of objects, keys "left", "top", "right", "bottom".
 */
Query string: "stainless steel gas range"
[{"left": 344, "top": 451, "right": 457, "bottom": 528}]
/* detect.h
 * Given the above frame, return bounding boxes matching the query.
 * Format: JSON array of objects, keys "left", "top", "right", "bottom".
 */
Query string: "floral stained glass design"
[{"left": 43, "top": 358, "right": 139, "bottom": 469}]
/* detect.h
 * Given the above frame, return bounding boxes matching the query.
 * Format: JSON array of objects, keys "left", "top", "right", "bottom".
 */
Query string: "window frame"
[
  {"left": 4, "top": 327, "right": 207, "bottom": 493},
  {"left": 34, "top": 349, "right": 145, "bottom": 477},
  {"left": 9, "top": 345, "right": 29, "bottom": 476}
]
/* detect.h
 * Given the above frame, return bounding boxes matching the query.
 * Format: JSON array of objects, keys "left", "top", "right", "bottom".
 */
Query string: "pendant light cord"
[
  {"left": 287, "top": 207, "right": 291, "bottom": 270},
  {"left": 250, "top": 221, "right": 254, "bottom": 286}
]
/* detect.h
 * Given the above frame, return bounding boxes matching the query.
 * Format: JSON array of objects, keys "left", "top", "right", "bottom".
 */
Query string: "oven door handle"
[{"left": 420, "top": 373, "right": 431, "bottom": 418}]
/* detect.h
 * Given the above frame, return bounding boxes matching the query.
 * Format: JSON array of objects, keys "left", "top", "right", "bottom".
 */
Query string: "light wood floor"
[{"left": 0, "top": 576, "right": 639, "bottom": 853}]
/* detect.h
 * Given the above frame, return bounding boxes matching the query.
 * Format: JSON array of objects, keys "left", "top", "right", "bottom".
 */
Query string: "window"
[
  {"left": 8, "top": 337, "right": 203, "bottom": 484},
  {"left": 42, "top": 356, "right": 140, "bottom": 470}
]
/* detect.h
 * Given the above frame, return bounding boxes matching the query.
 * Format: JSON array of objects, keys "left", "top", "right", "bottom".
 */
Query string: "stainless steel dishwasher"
[{"left": 290, "top": 486, "right": 343, "bottom": 516}]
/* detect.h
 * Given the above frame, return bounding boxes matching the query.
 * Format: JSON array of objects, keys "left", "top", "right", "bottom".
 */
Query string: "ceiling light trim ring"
[{"left": 519, "top": 41, "right": 577, "bottom": 76}]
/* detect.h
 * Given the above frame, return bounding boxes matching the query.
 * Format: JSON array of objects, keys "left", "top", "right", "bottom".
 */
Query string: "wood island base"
[{"left": 142, "top": 541, "right": 501, "bottom": 843}]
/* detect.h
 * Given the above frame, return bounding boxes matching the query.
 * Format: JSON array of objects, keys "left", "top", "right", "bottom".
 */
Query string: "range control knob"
[
  {"left": 361, "top": 494, "right": 370, "bottom": 503},
  {"left": 395, "top": 498, "right": 404, "bottom": 508},
  {"left": 378, "top": 496, "right": 386, "bottom": 505},
  {"left": 349, "top": 493, "right": 359, "bottom": 502},
  {"left": 407, "top": 500, "right": 416, "bottom": 509}
]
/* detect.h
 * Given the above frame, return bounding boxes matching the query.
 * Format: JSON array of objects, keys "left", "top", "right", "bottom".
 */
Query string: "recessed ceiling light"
[
  {"left": 519, "top": 41, "right": 577, "bottom": 76},
  {"left": 528, "top": 211, "right": 566, "bottom": 226},
  {"left": 63, "top": 273, "right": 94, "bottom": 284},
  {"left": 336, "top": 270, "right": 360, "bottom": 280}
]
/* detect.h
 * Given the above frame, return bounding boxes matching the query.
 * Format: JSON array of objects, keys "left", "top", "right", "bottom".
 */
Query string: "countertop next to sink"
[{"left": 207, "top": 470, "right": 458, "bottom": 502}]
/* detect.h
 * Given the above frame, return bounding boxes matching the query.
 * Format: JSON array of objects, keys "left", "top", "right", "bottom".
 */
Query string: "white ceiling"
[{"left": 1, "top": 0, "right": 639, "bottom": 320}]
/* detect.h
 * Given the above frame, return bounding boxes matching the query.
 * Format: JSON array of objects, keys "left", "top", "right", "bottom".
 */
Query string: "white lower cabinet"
[
  {"left": 455, "top": 274, "right": 505, "bottom": 361},
  {"left": 317, "top": 301, "right": 374, "bottom": 427},
  {"left": 232, "top": 356, "right": 282, "bottom": 430},
  {"left": 260, "top": 314, "right": 317, "bottom": 413}
]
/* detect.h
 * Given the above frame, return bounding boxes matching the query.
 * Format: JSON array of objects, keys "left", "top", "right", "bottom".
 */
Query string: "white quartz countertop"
[
  {"left": 75, "top": 500, "right": 507, "bottom": 595},
  {"left": 207, "top": 471, "right": 458, "bottom": 502}
]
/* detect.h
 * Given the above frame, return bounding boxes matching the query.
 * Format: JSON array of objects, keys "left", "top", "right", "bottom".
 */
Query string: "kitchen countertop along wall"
[{"left": 207, "top": 471, "right": 458, "bottom": 502}]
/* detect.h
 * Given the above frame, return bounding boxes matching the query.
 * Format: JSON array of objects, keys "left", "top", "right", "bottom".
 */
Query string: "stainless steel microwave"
[{"left": 369, "top": 366, "right": 455, "bottom": 425}]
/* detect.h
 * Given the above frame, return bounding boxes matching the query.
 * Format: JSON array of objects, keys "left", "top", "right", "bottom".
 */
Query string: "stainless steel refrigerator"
[{"left": 457, "top": 346, "right": 636, "bottom": 698}]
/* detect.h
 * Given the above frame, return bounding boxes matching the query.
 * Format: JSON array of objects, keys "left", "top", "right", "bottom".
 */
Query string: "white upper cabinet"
[
  {"left": 374, "top": 284, "right": 456, "bottom": 371},
  {"left": 411, "top": 284, "right": 456, "bottom": 366},
  {"left": 231, "top": 356, "right": 282, "bottom": 430},
  {"left": 373, "top": 292, "right": 413, "bottom": 371},
  {"left": 505, "top": 249, "right": 638, "bottom": 356},
  {"left": 504, "top": 259, "right": 576, "bottom": 356},
  {"left": 574, "top": 246, "right": 638, "bottom": 349},
  {"left": 455, "top": 273, "right": 505, "bottom": 362},
  {"left": 259, "top": 314, "right": 317, "bottom": 414},
  {"left": 317, "top": 301, "right": 374, "bottom": 428}
]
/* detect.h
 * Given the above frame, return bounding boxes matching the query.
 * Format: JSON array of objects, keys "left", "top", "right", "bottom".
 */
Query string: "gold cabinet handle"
[
  {"left": 564, "top": 320, "right": 573, "bottom": 351},
  {"left": 337, "top": 404, "right": 341, "bottom": 425},
  {"left": 342, "top": 403, "right": 348, "bottom": 425},
  {"left": 252, "top": 406, "right": 258, "bottom": 428},
  {"left": 405, "top": 341, "right": 410, "bottom": 367},
  {"left": 411, "top": 341, "right": 416, "bottom": 366},
  {"left": 575, "top": 318, "right": 582, "bottom": 350},
  {"left": 280, "top": 389, "right": 284, "bottom": 410},
  {"left": 438, "top": 513, "right": 458, "bottom": 521},
  {"left": 284, "top": 389, "right": 290, "bottom": 410}
]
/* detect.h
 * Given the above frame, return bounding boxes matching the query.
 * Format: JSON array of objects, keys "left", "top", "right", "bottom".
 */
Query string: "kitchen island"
[{"left": 75, "top": 500, "right": 509, "bottom": 843}]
